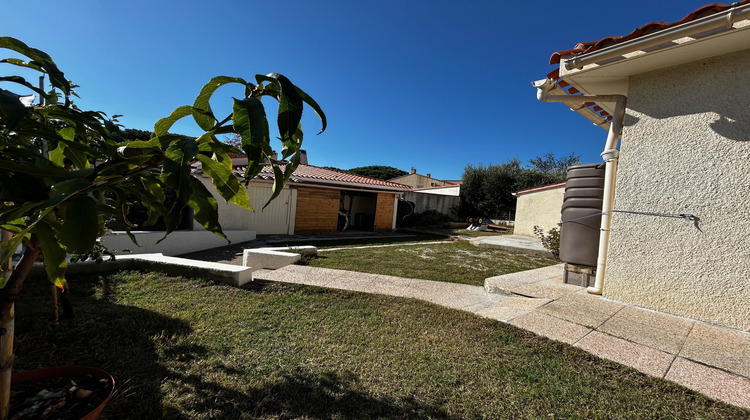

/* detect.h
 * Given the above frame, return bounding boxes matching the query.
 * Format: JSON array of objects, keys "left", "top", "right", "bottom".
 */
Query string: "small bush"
[{"left": 533, "top": 225, "right": 560, "bottom": 259}]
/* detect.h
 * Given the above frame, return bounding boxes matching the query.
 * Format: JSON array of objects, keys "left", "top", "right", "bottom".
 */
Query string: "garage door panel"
[{"left": 248, "top": 186, "right": 292, "bottom": 234}]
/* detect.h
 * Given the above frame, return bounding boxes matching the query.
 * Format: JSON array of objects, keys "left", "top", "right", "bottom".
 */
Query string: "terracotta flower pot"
[{"left": 11, "top": 366, "right": 114, "bottom": 420}]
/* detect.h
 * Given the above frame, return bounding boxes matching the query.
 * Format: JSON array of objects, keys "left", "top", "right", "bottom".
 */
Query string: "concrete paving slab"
[
  {"left": 254, "top": 265, "right": 334, "bottom": 288},
  {"left": 598, "top": 305, "right": 694, "bottom": 354},
  {"left": 680, "top": 322, "right": 750, "bottom": 379},
  {"left": 242, "top": 248, "right": 301, "bottom": 270},
  {"left": 469, "top": 234, "right": 553, "bottom": 257},
  {"left": 510, "top": 311, "right": 593, "bottom": 345},
  {"left": 575, "top": 331, "right": 675, "bottom": 378},
  {"left": 485, "top": 264, "right": 564, "bottom": 285},
  {"left": 537, "top": 292, "right": 624, "bottom": 328},
  {"left": 666, "top": 357, "right": 750, "bottom": 409},
  {"left": 509, "top": 279, "right": 582, "bottom": 300},
  {"left": 494, "top": 296, "right": 553, "bottom": 309},
  {"left": 474, "top": 306, "right": 533, "bottom": 322}
]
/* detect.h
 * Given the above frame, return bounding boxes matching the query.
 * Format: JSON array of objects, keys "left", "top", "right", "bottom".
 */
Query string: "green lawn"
[
  {"left": 13, "top": 271, "right": 747, "bottom": 419},
  {"left": 306, "top": 241, "right": 558, "bottom": 286}
]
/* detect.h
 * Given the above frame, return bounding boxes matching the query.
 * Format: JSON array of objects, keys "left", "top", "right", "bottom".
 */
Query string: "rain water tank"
[{"left": 559, "top": 163, "right": 605, "bottom": 267}]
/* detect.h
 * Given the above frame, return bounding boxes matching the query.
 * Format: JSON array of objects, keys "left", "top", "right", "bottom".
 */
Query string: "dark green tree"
[
  {"left": 528, "top": 153, "right": 580, "bottom": 183},
  {"left": 0, "top": 36, "right": 326, "bottom": 418},
  {"left": 459, "top": 153, "right": 579, "bottom": 219},
  {"left": 347, "top": 165, "right": 407, "bottom": 180}
]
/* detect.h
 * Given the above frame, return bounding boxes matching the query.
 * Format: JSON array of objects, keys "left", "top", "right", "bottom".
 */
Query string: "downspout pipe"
[{"left": 533, "top": 79, "right": 626, "bottom": 295}]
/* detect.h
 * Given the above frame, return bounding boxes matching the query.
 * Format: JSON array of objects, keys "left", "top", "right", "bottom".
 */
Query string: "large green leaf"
[
  {"left": 296, "top": 86, "right": 327, "bottom": 134},
  {"left": 196, "top": 155, "right": 252, "bottom": 210},
  {"left": 153, "top": 105, "right": 212, "bottom": 137},
  {"left": 232, "top": 97, "right": 269, "bottom": 181},
  {"left": 161, "top": 137, "right": 198, "bottom": 232},
  {"left": 187, "top": 176, "right": 226, "bottom": 240},
  {"left": 0, "top": 88, "right": 30, "bottom": 129},
  {"left": 0, "top": 36, "right": 70, "bottom": 95},
  {"left": 192, "top": 76, "right": 248, "bottom": 131},
  {"left": 0, "top": 76, "right": 48, "bottom": 98},
  {"left": 256, "top": 73, "right": 303, "bottom": 141},
  {"left": 33, "top": 220, "right": 68, "bottom": 289},
  {"left": 263, "top": 163, "right": 287, "bottom": 210},
  {"left": 58, "top": 196, "right": 100, "bottom": 254},
  {"left": 0, "top": 57, "right": 43, "bottom": 72}
]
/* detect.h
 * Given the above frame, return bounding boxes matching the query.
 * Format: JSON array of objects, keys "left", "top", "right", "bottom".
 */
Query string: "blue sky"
[{"left": 4, "top": 0, "right": 713, "bottom": 180}]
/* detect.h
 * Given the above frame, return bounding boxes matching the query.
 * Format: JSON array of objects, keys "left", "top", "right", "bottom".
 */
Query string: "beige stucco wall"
[
  {"left": 513, "top": 186, "right": 565, "bottom": 237},
  {"left": 604, "top": 49, "right": 750, "bottom": 331},
  {"left": 389, "top": 173, "right": 450, "bottom": 188}
]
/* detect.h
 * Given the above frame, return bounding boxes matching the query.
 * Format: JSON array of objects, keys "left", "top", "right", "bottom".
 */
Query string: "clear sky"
[{"left": 4, "top": 0, "right": 714, "bottom": 180}]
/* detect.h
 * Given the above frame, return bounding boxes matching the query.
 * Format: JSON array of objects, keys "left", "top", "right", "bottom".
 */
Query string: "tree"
[
  {"left": 459, "top": 153, "right": 579, "bottom": 219},
  {"left": 0, "top": 37, "right": 326, "bottom": 418},
  {"left": 347, "top": 165, "right": 407, "bottom": 180},
  {"left": 222, "top": 132, "right": 246, "bottom": 157},
  {"left": 528, "top": 153, "right": 580, "bottom": 184}
]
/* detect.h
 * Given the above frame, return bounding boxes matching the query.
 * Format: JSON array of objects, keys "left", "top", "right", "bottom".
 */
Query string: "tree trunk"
[
  {"left": 0, "top": 302, "right": 14, "bottom": 420},
  {"left": 0, "top": 235, "right": 41, "bottom": 420}
]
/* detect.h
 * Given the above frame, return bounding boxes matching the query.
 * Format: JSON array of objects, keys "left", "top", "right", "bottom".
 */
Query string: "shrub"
[{"left": 533, "top": 225, "right": 560, "bottom": 259}]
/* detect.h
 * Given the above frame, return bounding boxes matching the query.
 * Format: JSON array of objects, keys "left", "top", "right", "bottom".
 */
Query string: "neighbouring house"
[
  {"left": 230, "top": 160, "right": 411, "bottom": 234},
  {"left": 389, "top": 168, "right": 459, "bottom": 189},
  {"left": 512, "top": 183, "right": 565, "bottom": 237},
  {"left": 103, "top": 155, "right": 411, "bottom": 255},
  {"left": 534, "top": 1, "right": 750, "bottom": 331}
]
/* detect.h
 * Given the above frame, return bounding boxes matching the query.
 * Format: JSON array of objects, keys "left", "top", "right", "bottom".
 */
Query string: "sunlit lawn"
[
  {"left": 13, "top": 271, "right": 747, "bottom": 419},
  {"left": 306, "top": 241, "right": 558, "bottom": 286}
]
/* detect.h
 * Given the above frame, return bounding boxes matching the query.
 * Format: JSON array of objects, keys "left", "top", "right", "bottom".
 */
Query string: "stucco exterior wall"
[
  {"left": 389, "top": 173, "right": 450, "bottom": 188},
  {"left": 604, "top": 50, "right": 750, "bottom": 331},
  {"left": 514, "top": 186, "right": 565, "bottom": 237}
]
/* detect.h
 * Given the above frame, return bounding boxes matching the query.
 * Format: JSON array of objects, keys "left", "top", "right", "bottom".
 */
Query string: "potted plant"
[{"left": 0, "top": 36, "right": 325, "bottom": 419}]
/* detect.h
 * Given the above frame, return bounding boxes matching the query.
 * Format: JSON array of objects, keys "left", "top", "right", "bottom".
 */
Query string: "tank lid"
[{"left": 567, "top": 163, "right": 605, "bottom": 171}]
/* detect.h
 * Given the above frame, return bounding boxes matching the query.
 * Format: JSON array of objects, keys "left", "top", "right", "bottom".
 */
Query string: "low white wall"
[{"left": 102, "top": 230, "right": 256, "bottom": 256}]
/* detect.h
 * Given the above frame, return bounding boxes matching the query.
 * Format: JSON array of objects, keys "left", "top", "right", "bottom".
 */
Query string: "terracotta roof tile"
[
  {"left": 235, "top": 161, "right": 411, "bottom": 191},
  {"left": 515, "top": 182, "right": 566, "bottom": 196},
  {"left": 549, "top": 1, "right": 750, "bottom": 65}
]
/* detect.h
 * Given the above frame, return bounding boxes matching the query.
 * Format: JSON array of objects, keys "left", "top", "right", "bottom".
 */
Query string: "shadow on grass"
[
  {"left": 170, "top": 368, "right": 449, "bottom": 419},
  {"left": 13, "top": 274, "right": 200, "bottom": 418},
  {"left": 13, "top": 273, "right": 450, "bottom": 419}
]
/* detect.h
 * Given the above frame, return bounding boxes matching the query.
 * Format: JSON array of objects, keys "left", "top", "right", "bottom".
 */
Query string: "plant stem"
[{"left": 0, "top": 234, "right": 42, "bottom": 420}]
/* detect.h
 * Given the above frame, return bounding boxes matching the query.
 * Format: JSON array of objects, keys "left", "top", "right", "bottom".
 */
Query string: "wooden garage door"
[{"left": 247, "top": 186, "right": 294, "bottom": 235}]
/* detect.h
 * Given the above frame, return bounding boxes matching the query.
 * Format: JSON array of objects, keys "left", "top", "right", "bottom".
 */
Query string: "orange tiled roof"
[
  {"left": 549, "top": 1, "right": 750, "bottom": 65},
  {"left": 515, "top": 182, "right": 566, "bottom": 196},
  {"left": 233, "top": 161, "right": 412, "bottom": 192}
]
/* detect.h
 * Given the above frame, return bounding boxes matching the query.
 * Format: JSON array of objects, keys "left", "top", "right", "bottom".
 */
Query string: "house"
[
  {"left": 512, "top": 183, "right": 565, "bottom": 237},
  {"left": 534, "top": 1, "right": 750, "bottom": 331},
  {"left": 201, "top": 157, "right": 411, "bottom": 236},
  {"left": 102, "top": 156, "right": 411, "bottom": 255},
  {"left": 389, "top": 168, "right": 458, "bottom": 189}
]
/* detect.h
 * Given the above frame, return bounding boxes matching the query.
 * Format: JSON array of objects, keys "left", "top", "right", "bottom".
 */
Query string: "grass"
[
  {"left": 403, "top": 227, "right": 510, "bottom": 238},
  {"left": 13, "top": 271, "right": 747, "bottom": 419},
  {"left": 266, "top": 233, "right": 449, "bottom": 249},
  {"left": 305, "top": 241, "right": 558, "bottom": 286}
]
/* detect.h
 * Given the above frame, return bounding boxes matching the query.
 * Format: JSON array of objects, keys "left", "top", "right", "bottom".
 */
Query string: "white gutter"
[
  {"left": 564, "top": 3, "right": 750, "bottom": 71},
  {"left": 532, "top": 78, "right": 626, "bottom": 295}
]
